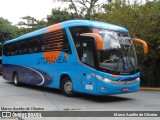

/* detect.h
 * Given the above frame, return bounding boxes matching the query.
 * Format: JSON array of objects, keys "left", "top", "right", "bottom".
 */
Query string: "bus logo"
[{"left": 1, "top": 112, "right": 11, "bottom": 118}]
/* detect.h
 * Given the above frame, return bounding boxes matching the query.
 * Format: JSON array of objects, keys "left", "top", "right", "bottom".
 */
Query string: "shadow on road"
[
  {"left": 6, "top": 81, "right": 133, "bottom": 103},
  {"left": 78, "top": 94, "right": 132, "bottom": 103}
]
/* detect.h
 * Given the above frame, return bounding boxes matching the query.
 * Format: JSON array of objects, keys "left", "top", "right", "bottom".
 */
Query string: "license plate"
[{"left": 122, "top": 88, "right": 129, "bottom": 92}]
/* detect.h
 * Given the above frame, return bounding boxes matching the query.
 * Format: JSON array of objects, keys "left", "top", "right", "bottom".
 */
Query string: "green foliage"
[
  {"left": 47, "top": 8, "right": 72, "bottom": 25},
  {"left": 84, "top": 0, "right": 160, "bottom": 86},
  {"left": 58, "top": 0, "right": 105, "bottom": 19},
  {"left": 0, "top": 17, "right": 17, "bottom": 43},
  {"left": 17, "top": 16, "right": 47, "bottom": 35},
  {"left": 91, "top": 0, "right": 160, "bottom": 87},
  {"left": 1, "top": 0, "right": 160, "bottom": 86}
]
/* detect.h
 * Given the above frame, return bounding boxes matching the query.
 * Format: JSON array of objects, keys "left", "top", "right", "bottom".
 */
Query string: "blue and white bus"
[{"left": 2, "top": 20, "right": 148, "bottom": 96}]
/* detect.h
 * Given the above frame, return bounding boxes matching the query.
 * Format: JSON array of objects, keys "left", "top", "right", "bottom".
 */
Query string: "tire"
[
  {"left": 61, "top": 76, "right": 75, "bottom": 97},
  {"left": 13, "top": 73, "right": 20, "bottom": 86}
]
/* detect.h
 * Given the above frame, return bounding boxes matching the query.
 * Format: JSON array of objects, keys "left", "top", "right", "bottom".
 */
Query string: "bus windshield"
[{"left": 94, "top": 28, "right": 138, "bottom": 74}]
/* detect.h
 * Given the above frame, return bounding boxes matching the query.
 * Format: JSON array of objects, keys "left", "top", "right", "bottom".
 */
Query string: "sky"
[
  {"left": 0, "top": 0, "right": 147, "bottom": 26},
  {"left": 0, "top": 0, "right": 65, "bottom": 25}
]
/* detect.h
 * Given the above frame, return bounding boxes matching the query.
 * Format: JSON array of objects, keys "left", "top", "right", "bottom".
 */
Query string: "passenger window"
[
  {"left": 42, "top": 29, "right": 71, "bottom": 54},
  {"left": 18, "top": 41, "right": 27, "bottom": 55},
  {"left": 69, "top": 26, "right": 92, "bottom": 59},
  {"left": 62, "top": 31, "right": 71, "bottom": 54},
  {"left": 3, "top": 44, "right": 10, "bottom": 56},
  {"left": 82, "top": 39, "right": 95, "bottom": 67},
  {"left": 28, "top": 40, "right": 38, "bottom": 53},
  {"left": 11, "top": 43, "right": 18, "bottom": 55}
]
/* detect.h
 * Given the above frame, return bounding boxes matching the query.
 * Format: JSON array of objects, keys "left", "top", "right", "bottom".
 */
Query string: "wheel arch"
[
  {"left": 59, "top": 73, "right": 77, "bottom": 97},
  {"left": 12, "top": 71, "right": 18, "bottom": 81},
  {"left": 60, "top": 74, "right": 71, "bottom": 88}
]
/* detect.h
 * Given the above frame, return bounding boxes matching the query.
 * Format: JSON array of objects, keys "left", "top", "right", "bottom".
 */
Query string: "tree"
[
  {"left": 0, "top": 17, "right": 17, "bottom": 43},
  {"left": 47, "top": 8, "right": 72, "bottom": 25},
  {"left": 18, "top": 16, "right": 39, "bottom": 28},
  {"left": 17, "top": 16, "right": 47, "bottom": 35},
  {"left": 70, "top": 0, "right": 99, "bottom": 19},
  {"left": 53, "top": 0, "right": 107, "bottom": 19},
  {"left": 48, "top": 0, "right": 160, "bottom": 86},
  {"left": 96, "top": 0, "right": 160, "bottom": 87}
]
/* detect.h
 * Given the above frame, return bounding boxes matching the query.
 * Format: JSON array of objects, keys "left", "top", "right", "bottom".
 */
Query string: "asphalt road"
[{"left": 0, "top": 76, "right": 160, "bottom": 120}]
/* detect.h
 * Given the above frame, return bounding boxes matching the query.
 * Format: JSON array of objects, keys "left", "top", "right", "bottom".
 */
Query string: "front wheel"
[
  {"left": 61, "top": 76, "right": 75, "bottom": 97},
  {"left": 13, "top": 73, "right": 21, "bottom": 86}
]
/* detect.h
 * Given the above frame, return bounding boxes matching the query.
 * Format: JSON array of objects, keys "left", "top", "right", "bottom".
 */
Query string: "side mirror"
[
  {"left": 80, "top": 33, "right": 103, "bottom": 50},
  {"left": 132, "top": 38, "right": 148, "bottom": 54}
]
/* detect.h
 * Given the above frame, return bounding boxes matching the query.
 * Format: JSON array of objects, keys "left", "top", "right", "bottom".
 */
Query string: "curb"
[{"left": 140, "top": 87, "right": 160, "bottom": 91}]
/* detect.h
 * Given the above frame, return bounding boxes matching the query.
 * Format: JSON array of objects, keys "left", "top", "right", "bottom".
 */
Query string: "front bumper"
[{"left": 96, "top": 79, "right": 140, "bottom": 96}]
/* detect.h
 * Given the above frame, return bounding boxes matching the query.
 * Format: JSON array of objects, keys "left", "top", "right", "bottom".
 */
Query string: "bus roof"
[{"left": 4, "top": 20, "right": 128, "bottom": 44}]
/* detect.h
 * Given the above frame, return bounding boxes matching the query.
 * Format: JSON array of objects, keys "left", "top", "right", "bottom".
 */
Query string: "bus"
[
  {"left": 2, "top": 20, "right": 148, "bottom": 97},
  {"left": 0, "top": 44, "right": 2, "bottom": 75}
]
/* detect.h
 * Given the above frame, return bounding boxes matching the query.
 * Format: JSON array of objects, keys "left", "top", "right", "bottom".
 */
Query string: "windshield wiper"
[
  {"left": 126, "top": 49, "right": 135, "bottom": 72},
  {"left": 122, "top": 46, "right": 135, "bottom": 72},
  {"left": 113, "top": 47, "right": 125, "bottom": 72}
]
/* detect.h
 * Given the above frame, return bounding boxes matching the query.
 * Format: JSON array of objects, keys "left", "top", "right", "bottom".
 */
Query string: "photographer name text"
[{"left": 1, "top": 107, "right": 44, "bottom": 111}]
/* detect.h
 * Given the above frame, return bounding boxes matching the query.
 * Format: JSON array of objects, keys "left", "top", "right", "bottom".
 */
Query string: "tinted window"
[
  {"left": 28, "top": 37, "right": 39, "bottom": 53},
  {"left": 42, "top": 29, "right": 71, "bottom": 53},
  {"left": 3, "top": 29, "right": 71, "bottom": 56},
  {"left": 11, "top": 43, "right": 18, "bottom": 55},
  {"left": 18, "top": 41, "right": 28, "bottom": 55},
  {"left": 69, "top": 26, "right": 92, "bottom": 59},
  {"left": 3, "top": 36, "right": 42, "bottom": 56},
  {"left": 82, "top": 39, "right": 95, "bottom": 67},
  {"left": 0, "top": 45, "right": 2, "bottom": 56}
]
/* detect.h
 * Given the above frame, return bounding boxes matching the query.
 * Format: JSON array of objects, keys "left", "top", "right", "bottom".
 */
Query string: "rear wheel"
[
  {"left": 13, "top": 73, "right": 20, "bottom": 86},
  {"left": 61, "top": 76, "right": 75, "bottom": 97}
]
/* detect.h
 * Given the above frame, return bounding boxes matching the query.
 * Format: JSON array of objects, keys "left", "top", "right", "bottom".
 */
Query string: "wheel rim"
[
  {"left": 64, "top": 81, "right": 73, "bottom": 94},
  {"left": 14, "top": 75, "right": 18, "bottom": 85}
]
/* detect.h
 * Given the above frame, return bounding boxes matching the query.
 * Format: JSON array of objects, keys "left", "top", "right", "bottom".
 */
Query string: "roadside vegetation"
[{"left": 0, "top": 0, "right": 160, "bottom": 87}]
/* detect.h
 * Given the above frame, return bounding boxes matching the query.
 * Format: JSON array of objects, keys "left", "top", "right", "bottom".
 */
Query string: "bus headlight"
[
  {"left": 135, "top": 77, "right": 140, "bottom": 81},
  {"left": 91, "top": 73, "right": 112, "bottom": 83},
  {"left": 103, "top": 78, "right": 112, "bottom": 83},
  {"left": 91, "top": 73, "right": 140, "bottom": 85}
]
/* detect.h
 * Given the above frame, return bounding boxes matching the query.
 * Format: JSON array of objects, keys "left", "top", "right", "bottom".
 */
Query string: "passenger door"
[{"left": 80, "top": 38, "right": 97, "bottom": 94}]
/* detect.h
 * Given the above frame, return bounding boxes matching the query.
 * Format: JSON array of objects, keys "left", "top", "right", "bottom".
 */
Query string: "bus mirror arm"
[
  {"left": 80, "top": 33, "right": 103, "bottom": 50},
  {"left": 132, "top": 38, "right": 148, "bottom": 54}
]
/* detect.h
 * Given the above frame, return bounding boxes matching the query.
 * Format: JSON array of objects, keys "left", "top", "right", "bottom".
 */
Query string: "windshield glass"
[{"left": 93, "top": 28, "right": 138, "bottom": 75}]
